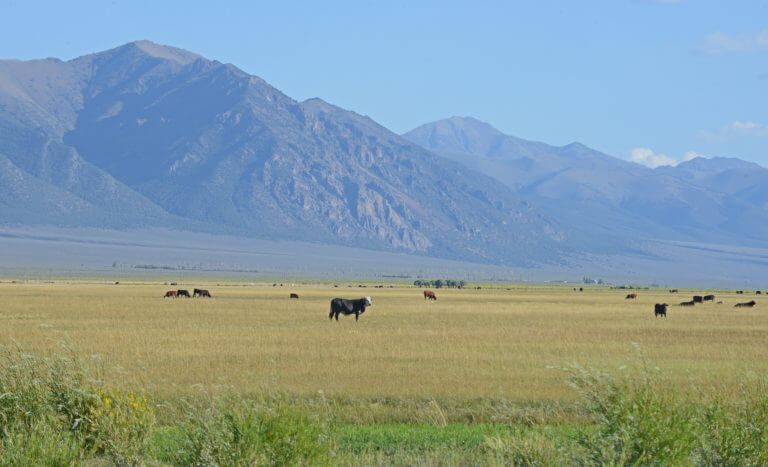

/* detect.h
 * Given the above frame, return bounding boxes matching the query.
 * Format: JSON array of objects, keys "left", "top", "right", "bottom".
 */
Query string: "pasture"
[{"left": 0, "top": 281, "right": 765, "bottom": 401}]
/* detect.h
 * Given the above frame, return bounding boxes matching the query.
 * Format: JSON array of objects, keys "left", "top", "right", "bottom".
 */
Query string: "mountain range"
[
  {"left": 0, "top": 41, "right": 766, "bottom": 271},
  {"left": 404, "top": 117, "right": 768, "bottom": 246}
]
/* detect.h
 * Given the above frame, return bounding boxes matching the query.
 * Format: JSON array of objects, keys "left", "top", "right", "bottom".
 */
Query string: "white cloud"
[
  {"left": 630, "top": 148, "right": 707, "bottom": 168},
  {"left": 699, "top": 121, "right": 768, "bottom": 142},
  {"left": 699, "top": 29, "right": 768, "bottom": 55}
]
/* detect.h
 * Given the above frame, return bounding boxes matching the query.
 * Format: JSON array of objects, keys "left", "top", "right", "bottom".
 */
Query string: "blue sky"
[{"left": 1, "top": 0, "right": 766, "bottom": 167}]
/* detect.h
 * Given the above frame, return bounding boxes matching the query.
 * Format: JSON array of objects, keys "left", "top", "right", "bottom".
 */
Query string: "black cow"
[
  {"left": 669, "top": 289, "right": 678, "bottom": 293},
  {"left": 193, "top": 288, "right": 211, "bottom": 298},
  {"left": 680, "top": 300, "right": 695, "bottom": 306},
  {"left": 654, "top": 303, "right": 668, "bottom": 318},
  {"left": 756, "top": 291, "right": 762, "bottom": 295},
  {"left": 290, "top": 293, "right": 299, "bottom": 299},
  {"left": 177, "top": 289, "right": 191, "bottom": 298},
  {"left": 329, "top": 297, "right": 372, "bottom": 322},
  {"left": 736, "top": 290, "right": 744, "bottom": 294},
  {"left": 693, "top": 295, "right": 703, "bottom": 303},
  {"left": 703, "top": 295, "right": 715, "bottom": 302},
  {"left": 734, "top": 300, "right": 757, "bottom": 308}
]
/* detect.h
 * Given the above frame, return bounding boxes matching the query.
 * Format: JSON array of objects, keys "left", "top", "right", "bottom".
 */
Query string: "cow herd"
[
  {"left": 164, "top": 288, "right": 211, "bottom": 298},
  {"left": 159, "top": 284, "right": 758, "bottom": 323},
  {"left": 649, "top": 290, "right": 758, "bottom": 318}
]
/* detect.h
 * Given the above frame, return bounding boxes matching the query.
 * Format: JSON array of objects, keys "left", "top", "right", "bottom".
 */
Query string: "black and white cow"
[{"left": 329, "top": 297, "right": 372, "bottom": 322}]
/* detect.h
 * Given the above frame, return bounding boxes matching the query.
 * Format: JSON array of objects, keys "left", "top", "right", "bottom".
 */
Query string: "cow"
[
  {"left": 290, "top": 293, "right": 299, "bottom": 299},
  {"left": 736, "top": 290, "right": 744, "bottom": 294},
  {"left": 329, "top": 297, "right": 371, "bottom": 322},
  {"left": 177, "top": 289, "right": 191, "bottom": 298},
  {"left": 424, "top": 290, "right": 437, "bottom": 301},
  {"left": 703, "top": 295, "right": 715, "bottom": 302},
  {"left": 734, "top": 300, "right": 757, "bottom": 308},
  {"left": 579, "top": 287, "right": 583, "bottom": 292},
  {"left": 164, "top": 291, "right": 178, "bottom": 298},
  {"left": 193, "top": 288, "right": 211, "bottom": 298},
  {"left": 669, "top": 289, "right": 678, "bottom": 293},
  {"left": 757, "top": 291, "right": 762, "bottom": 295},
  {"left": 679, "top": 300, "right": 695, "bottom": 306},
  {"left": 654, "top": 303, "right": 668, "bottom": 318},
  {"left": 626, "top": 293, "right": 637, "bottom": 299},
  {"left": 693, "top": 295, "right": 703, "bottom": 303}
]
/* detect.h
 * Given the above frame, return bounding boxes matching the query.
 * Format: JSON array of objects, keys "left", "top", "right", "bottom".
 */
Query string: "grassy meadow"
[{"left": 1, "top": 280, "right": 767, "bottom": 464}]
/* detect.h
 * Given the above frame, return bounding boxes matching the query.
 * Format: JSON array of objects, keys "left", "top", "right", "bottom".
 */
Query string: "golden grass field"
[{"left": 0, "top": 281, "right": 765, "bottom": 401}]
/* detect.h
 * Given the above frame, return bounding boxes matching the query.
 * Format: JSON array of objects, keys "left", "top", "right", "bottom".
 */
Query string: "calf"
[{"left": 654, "top": 303, "right": 668, "bottom": 318}]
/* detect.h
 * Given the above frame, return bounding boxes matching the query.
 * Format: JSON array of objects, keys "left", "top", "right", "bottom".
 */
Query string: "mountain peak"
[{"left": 72, "top": 40, "right": 204, "bottom": 66}]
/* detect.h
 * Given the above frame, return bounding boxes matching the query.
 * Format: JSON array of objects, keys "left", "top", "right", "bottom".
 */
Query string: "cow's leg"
[
  {"left": 355, "top": 312, "right": 359, "bottom": 322},
  {"left": 335, "top": 312, "right": 339, "bottom": 321}
]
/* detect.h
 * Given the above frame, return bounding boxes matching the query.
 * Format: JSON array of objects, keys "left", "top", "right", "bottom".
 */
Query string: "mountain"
[
  {"left": 657, "top": 157, "right": 768, "bottom": 210},
  {"left": 404, "top": 117, "right": 768, "bottom": 245},
  {"left": 0, "top": 41, "right": 577, "bottom": 266}
]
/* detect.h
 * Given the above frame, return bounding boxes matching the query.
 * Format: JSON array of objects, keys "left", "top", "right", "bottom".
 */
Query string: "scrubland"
[{"left": 1, "top": 281, "right": 766, "bottom": 464}]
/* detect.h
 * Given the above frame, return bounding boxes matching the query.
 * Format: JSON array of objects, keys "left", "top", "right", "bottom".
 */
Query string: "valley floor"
[{"left": 1, "top": 280, "right": 767, "bottom": 464}]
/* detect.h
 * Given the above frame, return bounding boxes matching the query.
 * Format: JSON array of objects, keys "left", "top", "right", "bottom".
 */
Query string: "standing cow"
[
  {"left": 654, "top": 303, "right": 668, "bottom": 318},
  {"left": 164, "top": 291, "right": 178, "bottom": 298},
  {"left": 177, "top": 289, "right": 191, "bottom": 298},
  {"left": 424, "top": 290, "right": 437, "bottom": 301},
  {"left": 193, "top": 288, "right": 211, "bottom": 298},
  {"left": 329, "top": 297, "right": 372, "bottom": 322},
  {"left": 626, "top": 293, "right": 637, "bottom": 299}
]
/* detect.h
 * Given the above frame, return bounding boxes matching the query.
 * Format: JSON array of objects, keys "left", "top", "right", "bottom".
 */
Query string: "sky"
[{"left": 1, "top": 0, "right": 766, "bottom": 168}]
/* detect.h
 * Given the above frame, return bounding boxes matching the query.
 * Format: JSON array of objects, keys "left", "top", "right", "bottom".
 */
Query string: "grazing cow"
[
  {"left": 424, "top": 290, "right": 437, "bottom": 301},
  {"left": 626, "top": 293, "right": 637, "bottom": 299},
  {"left": 734, "top": 300, "right": 757, "bottom": 308},
  {"left": 654, "top": 303, "right": 668, "bottom": 318},
  {"left": 703, "top": 295, "right": 715, "bottom": 302},
  {"left": 693, "top": 295, "right": 703, "bottom": 303},
  {"left": 177, "top": 289, "right": 191, "bottom": 298},
  {"left": 193, "top": 288, "right": 211, "bottom": 298},
  {"left": 669, "top": 289, "right": 678, "bottom": 293},
  {"left": 115, "top": 281, "right": 120, "bottom": 285},
  {"left": 679, "top": 300, "right": 695, "bottom": 306},
  {"left": 329, "top": 297, "right": 372, "bottom": 322},
  {"left": 290, "top": 293, "right": 299, "bottom": 299},
  {"left": 170, "top": 282, "right": 178, "bottom": 286},
  {"left": 756, "top": 291, "right": 762, "bottom": 295},
  {"left": 736, "top": 290, "right": 744, "bottom": 294},
  {"left": 717, "top": 301, "right": 723, "bottom": 304},
  {"left": 164, "top": 291, "right": 178, "bottom": 298}
]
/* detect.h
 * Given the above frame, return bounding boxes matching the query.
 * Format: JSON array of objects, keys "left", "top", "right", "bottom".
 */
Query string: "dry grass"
[{"left": 0, "top": 282, "right": 765, "bottom": 401}]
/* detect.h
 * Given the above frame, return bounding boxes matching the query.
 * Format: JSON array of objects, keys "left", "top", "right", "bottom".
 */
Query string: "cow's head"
[{"left": 364, "top": 296, "right": 372, "bottom": 306}]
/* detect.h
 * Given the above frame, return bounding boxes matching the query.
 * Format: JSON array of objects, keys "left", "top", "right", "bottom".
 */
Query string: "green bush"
[{"left": 153, "top": 394, "right": 330, "bottom": 465}]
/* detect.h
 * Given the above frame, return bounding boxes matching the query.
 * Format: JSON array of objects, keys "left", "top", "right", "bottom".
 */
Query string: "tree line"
[{"left": 413, "top": 279, "right": 467, "bottom": 289}]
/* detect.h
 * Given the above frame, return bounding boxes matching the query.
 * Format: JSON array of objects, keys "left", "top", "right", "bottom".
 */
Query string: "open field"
[
  {"left": 0, "top": 281, "right": 765, "bottom": 400},
  {"left": 2, "top": 280, "right": 768, "bottom": 464}
]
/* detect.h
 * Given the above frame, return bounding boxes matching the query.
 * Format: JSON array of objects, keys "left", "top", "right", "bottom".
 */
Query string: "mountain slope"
[
  {"left": 0, "top": 41, "right": 576, "bottom": 265},
  {"left": 404, "top": 117, "right": 768, "bottom": 245}
]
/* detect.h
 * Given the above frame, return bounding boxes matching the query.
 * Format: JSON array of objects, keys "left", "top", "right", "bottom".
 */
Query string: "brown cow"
[
  {"left": 164, "top": 290, "right": 178, "bottom": 298},
  {"left": 424, "top": 290, "right": 437, "bottom": 301},
  {"left": 626, "top": 293, "right": 637, "bottom": 299}
]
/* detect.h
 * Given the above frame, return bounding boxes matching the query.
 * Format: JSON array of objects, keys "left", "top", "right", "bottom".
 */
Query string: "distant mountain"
[
  {"left": 0, "top": 41, "right": 578, "bottom": 265},
  {"left": 404, "top": 117, "right": 768, "bottom": 245},
  {"left": 657, "top": 157, "right": 768, "bottom": 210}
]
